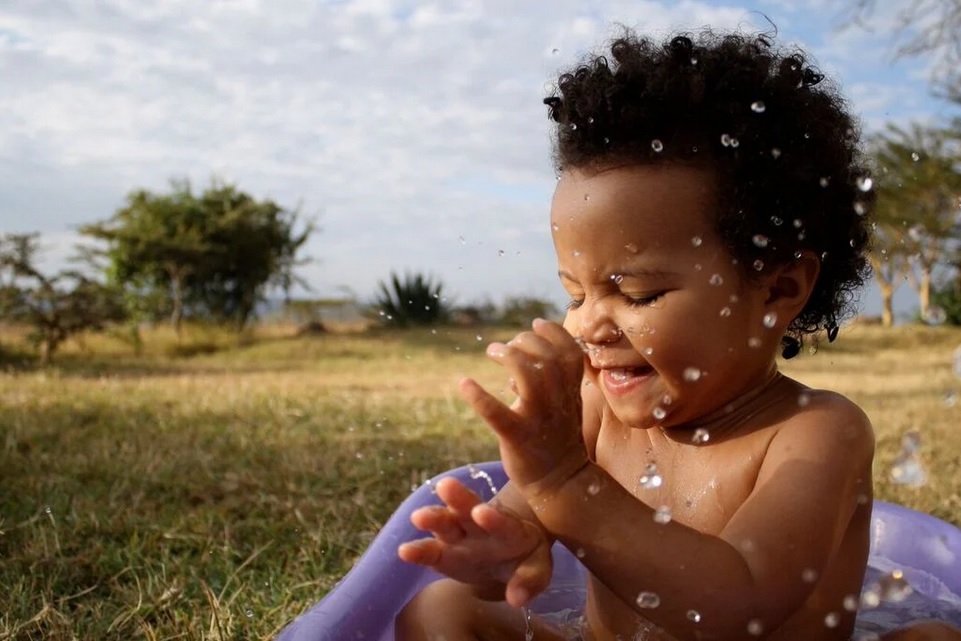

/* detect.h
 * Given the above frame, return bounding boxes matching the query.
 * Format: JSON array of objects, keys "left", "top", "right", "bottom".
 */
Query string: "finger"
[
  {"left": 410, "top": 506, "right": 467, "bottom": 544},
  {"left": 505, "top": 541, "right": 554, "bottom": 607},
  {"left": 470, "top": 503, "right": 530, "bottom": 545},
  {"left": 434, "top": 477, "right": 484, "bottom": 520},
  {"left": 397, "top": 538, "right": 442, "bottom": 566},
  {"left": 532, "top": 318, "right": 584, "bottom": 363},
  {"left": 459, "top": 377, "right": 522, "bottom": 440}
]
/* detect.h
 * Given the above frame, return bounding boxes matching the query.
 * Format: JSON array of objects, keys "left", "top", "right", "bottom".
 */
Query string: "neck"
[{"left": 666, "top": 366, "right": 787, "bottom": 444}]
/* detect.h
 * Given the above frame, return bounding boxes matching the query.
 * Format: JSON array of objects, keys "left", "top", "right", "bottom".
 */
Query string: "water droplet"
[
  {"left": 653, "top": 506, "right": 672, "bottom": 524},
  {"left": 643, "top": 346, "right": 654, "bottom": 356},
  {"left": 683, "top": 367, "right": 702, "bottom": 382},
  {"left": 853, "top": 201, "right": 867, "bottom": 216},
  {"left": 747, "top": 619, "right": 764, "bottom": 636},
  {"left": 458, "top": 236, "right": 466, "bottom": 245},
  {"left": 651, "top": 139, "right": 664, "bottom": 152},
  {"left": 587, "top": 116, "right": 594, "bottom": 124},
  {"left": 583, "top": 193, "right": 590, "bottom": 201},
  {"left": 691, "top": 235, "right": 703, "bottom": 247},
  {"left": 636, "top": 591, "right": 661, "bottom": 608},
  {"left": 763, "top": 312, "right": 778, "bottom": 328},
  {"left": 551, "top": 47, "right": 560, "bottom": 55},
  {"left": 575, "top": 547, "right": 586, "bottom": 558},
  {"left": 43, "top": 506, "right": 52, "bottom": 514},
  {"left": 552, "top": 222, "right": 559, "bottom": 231},
  {"left": 692, "top": 428, "right": 710, "bottom": 444},
  {"left": 468, "top": 464, "right": 499, "bottom": 495},
  {"left": 843, "top": 594, "right": 859, "bottom": 612},
  {"left": 603, "top": 136, "right": 610, "bottom": 145},
  {"left": 497, "top": 249, "right": 506, "bottom": 257},
  {"left": 911, "top": 151, "right": 920, "bottom": 161},
  {"left": 824, "top": 612, "right": 839, "bottom": 628},
  {"left": 771, "top": 147, "right": 782, "bottom": 159},
  {"left": 923, "top": 305, "right": 946, "bottom": 325},
  {"left": 611, "top": 274, "right": 624, "bottom": 284},
  {"left": 751, "top": 100, "right": 766, "bottom": 113},
  {"left": 686, "top": 610, "right": 702, "bottom": 623},
  {"left": 587, "top": 480, "right": 601, "bottom": 495},
  {"left": 690, "top": 56, "right": 698, "bottom": 65},
  {"left": 819, "top": 176, "right": 830, "bottom": 187},
  {"left": 797, "top": 392, "right": 811, "bottom": 407},
  {"left": 625, "top": 242, "right": 638, "bottom": 253},
  {"left": 793, "top": 218, "right": 804, "bottom": 228},
  {"left": 721, "top": 133, "right": 733, "bottom": 147},
  {"left": 857, "top": 176, "right": 873, "bottom": 192},
  {"left": 752, "top": 234, "right": 769, "bottom": 248},
  {"left": 890, "top": 431, "right": 927, "bottom": 486},
  {"left": 639, "top": 463, "right": 663, "bottom": 489},
  {"left": 878, "top": 570, "right": 913, "bottom": 602},
  {"left": 730, "top": 137, "right": 740, "bottom": 148},
  {"left": 861, "top": 587, "right": 881, "bottom": 608},
  {"left": 709, "top": 273, "right": 723, "bottom": 286},
  {"left": 476, "top": 334, "right": 483, "bottom": 341},
  {"left": 802, "top": 568, "right": 818, "bottom": 582},
  {"left": 752, "top": 259, "right": 764, "bottom": 271},
  {"left": 770, "top": 216, "right": 783, "bottom": 226},
  {"left": 245, "top": 609, "right": 254, "bottom": 618},
  {"left": 572, "top": 250, "right": 581, "bottom": 257},
  {"left": 652, "top": 406, "right": 667, "bottom": 420},
  {"left": 719, "top": 307, "right": 731, "bottom": 317},
  {"left": 570, "top": 123, "right": 577, "bottom": 131},
  {"left": 908, "top": 224, "right": 925, "bottom": 242},
  {"left": 943, "top": 390, "right": 957, "bottom": 407},
  {"left": 748, "top": 337, "right": 762, "bottom": 348}
]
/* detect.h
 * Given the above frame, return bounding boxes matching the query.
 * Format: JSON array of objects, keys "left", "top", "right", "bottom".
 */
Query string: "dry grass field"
[{"left": 0, "top": 322, "right": 959, "bottom": 640}]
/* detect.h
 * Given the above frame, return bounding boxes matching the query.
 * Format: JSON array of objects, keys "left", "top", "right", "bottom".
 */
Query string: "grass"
[{"left": 0, "top": 322, "right": 959, "bottom": 640}]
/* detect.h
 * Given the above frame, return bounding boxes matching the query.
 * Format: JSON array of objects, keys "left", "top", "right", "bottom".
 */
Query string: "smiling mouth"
[{"left": 601, "top": 366, "right": 654, "bottom": 394}]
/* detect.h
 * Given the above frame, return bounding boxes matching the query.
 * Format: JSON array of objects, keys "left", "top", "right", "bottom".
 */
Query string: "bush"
[
  {"left": 373, "top": 271, "right": 449, "bottom": 327},
  {"left": 929, "top": 280, "right": 961, "bottom": 326}
]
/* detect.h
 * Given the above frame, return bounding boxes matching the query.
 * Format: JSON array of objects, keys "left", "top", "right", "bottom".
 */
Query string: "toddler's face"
[{"left": 552, "top": 164, "right": 782, "bottom": 429}]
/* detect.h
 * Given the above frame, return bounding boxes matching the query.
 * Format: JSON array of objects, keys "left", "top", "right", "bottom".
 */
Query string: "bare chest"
[{"left": 595, "top": 425, "right": 771, "bottom": 534}]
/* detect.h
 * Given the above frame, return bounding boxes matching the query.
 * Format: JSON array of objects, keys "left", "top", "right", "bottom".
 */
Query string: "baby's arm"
[
  {"left": 463, "top": 319, "right": 875, "bottom": 639},
  {"left": 398, "top": 476, "right": 554, "bottom": 607},
  {"left": 529, "top": 399, "right": 873, "bottom": 639}
]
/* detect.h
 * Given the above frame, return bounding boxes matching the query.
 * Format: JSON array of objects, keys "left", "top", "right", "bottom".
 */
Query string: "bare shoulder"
[{"left": 765, "top": 381, "right": 875, "bottom": 473}]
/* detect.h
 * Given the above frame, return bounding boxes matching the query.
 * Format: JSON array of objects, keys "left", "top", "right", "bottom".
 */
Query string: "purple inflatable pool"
[{"left": 276, "top": 462, "right": 961, "bottom": 641}]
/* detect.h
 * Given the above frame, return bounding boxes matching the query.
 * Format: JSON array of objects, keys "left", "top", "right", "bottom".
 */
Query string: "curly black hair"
[{"left": 543, "top": 29, "right": 873, "bottom": 351}]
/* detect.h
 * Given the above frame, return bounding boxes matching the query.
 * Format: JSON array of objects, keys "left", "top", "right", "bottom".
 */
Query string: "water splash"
[
  {"left": 638, "top": 463, "right": 663, "bottom": 490},
  {"left": 890, "top": 430, "right": 927, "bottom": 487},
  {"left": 635, "top": 591, "right": 660, "bottom": 609},
  {"left": 467, "top": 464, "right": 499, "bottom": 496}
]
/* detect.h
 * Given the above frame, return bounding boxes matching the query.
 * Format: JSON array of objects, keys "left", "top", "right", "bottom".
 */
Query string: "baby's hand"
[
  {"left": 397, "top": 477, "right": 553, "bottom": 607},
  {"left": 460, "top": 319, "right": 589, "bottom": 500}
]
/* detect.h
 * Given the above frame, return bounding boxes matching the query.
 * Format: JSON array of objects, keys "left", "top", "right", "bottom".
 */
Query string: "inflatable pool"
[{"left": 276, "top": 462, "right": 961, "bottom": 641}]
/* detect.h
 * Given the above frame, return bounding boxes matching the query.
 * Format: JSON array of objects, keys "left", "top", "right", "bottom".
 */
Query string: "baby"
[{"left": 395, "top": 29, "right": 959, "bottom": 641}]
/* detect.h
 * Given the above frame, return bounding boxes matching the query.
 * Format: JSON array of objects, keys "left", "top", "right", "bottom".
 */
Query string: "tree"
[
  {"left": 865, "top": 225, "right": 910, "bottom": 327},
  {"left": 82, "top": 178, "right": 313, "bottom": 333},
  {"left": 848, "top": 0, "right": 961, "bottom": 102},
  {"left": 870, "top": 123, "right": 961, "bottom": 320},
  {"left": 373, "top": 271, "right": 448, "bottom": 327},
  {"left": 0, "top": 234, "right": 127, "bottom": 363}
]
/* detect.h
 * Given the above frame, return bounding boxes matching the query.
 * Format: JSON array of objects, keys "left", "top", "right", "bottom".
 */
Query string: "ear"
[{"left": 763, "top": 250, "right": 820, "bottom": 319}]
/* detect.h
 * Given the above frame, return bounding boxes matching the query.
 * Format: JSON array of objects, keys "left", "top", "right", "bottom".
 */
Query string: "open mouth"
[{"left": 601, "top": 366, "right": 654, "bottom": 395}]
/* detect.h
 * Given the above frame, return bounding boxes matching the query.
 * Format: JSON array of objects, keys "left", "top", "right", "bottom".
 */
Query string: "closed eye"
[
  {"left": 625, "top": 292, "right": 664, "bottom": 307},
  {"left": 566, "top": 298, "right": 584, "bottom": 310}
]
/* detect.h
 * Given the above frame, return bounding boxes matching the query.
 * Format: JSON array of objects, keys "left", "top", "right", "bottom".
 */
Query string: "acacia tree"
[
  {"left": 0, "top": 234, "right": 127, "bottom": 363},
  {"left": 848, "top": 0, "right": 961, "bottom": 102},
  {"left": 82, "top": 178, "right": 313, "bottom": 333},
  {"left": 870, "top": 123, "right": 961, "bottom": 320}
]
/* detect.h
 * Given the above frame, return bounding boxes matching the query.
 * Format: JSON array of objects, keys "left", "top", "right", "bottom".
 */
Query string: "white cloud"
[{"left": 0, "top": 0, "right": 945, "bottom": 314}]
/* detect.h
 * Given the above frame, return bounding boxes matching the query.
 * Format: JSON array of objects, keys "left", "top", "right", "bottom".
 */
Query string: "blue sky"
[{"left": 1, "top": 0, "right": 957, "bottom": 320}]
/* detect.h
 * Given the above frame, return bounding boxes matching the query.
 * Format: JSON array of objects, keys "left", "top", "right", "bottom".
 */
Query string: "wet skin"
[{"left": 398, "top": 165, "right": 876, "bottom": 641}]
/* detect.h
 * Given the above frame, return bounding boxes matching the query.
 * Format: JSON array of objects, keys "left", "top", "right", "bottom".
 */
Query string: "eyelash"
[{"left": 566, "top": 292, "right": 664, "bottom": 310}]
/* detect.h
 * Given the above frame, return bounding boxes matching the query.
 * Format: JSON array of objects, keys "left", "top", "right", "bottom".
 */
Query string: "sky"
[{"left": 2, "top": 0, "right": 959, "bottom": 320}]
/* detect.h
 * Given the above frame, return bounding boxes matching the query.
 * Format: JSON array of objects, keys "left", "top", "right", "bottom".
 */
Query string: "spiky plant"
[{"left": 373, "top": 271, "right": 448, "bottom": 326}]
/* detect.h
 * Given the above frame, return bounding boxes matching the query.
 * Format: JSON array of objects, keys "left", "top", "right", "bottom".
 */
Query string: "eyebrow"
[{"left": 557, "top": 268, "right": 677, "bottom": 281}]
